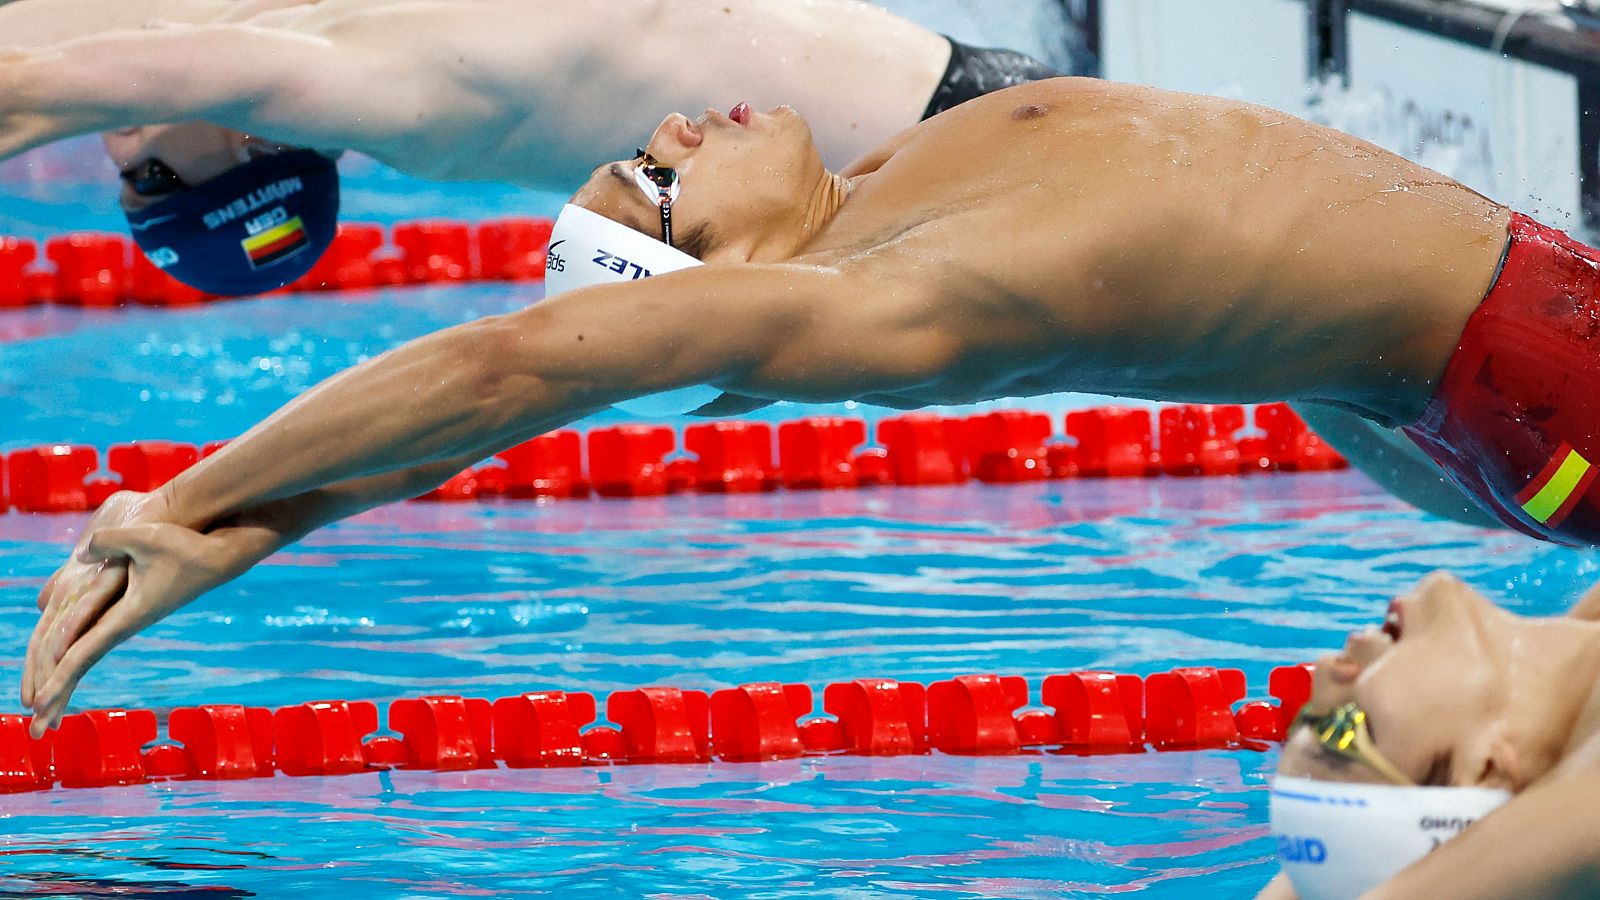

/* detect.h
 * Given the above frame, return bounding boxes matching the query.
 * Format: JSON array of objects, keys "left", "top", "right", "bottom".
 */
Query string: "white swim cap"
[
  {"left": 544, "top": 203, "right": 703, "bottom": 294},
  {"left": 544, "top": 203, "right": 723, "bottom": 417},
  {"left": 1270, "top": 774, "right": 1511, "bottom": 899}
]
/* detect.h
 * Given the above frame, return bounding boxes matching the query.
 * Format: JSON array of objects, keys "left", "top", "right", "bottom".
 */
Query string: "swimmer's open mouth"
[
  {"left": 1383, "top": 600, "right": 1404, "bottom": 641},
  {"left": 730, "top": 102, "right": 752, "bottom": 126}
]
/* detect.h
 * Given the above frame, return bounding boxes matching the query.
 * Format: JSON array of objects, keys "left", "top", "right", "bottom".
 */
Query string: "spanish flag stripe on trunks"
[{"left": 1516, "top": 442, "right": 1597, "bottom": 527}]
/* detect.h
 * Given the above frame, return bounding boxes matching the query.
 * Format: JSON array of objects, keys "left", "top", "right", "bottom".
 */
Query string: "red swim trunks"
[{"left": 1403, "top": 213, "right": 1600, "bottom": 545}]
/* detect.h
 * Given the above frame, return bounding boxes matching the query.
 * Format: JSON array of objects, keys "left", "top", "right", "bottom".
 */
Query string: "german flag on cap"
[{"left": 241, "top": 215, "right": 310, "bottom": 270}]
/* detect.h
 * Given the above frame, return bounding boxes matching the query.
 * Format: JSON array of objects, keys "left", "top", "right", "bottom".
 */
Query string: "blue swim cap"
[{"left": 123, "top": 149, "right": 340, "bottom": 297}]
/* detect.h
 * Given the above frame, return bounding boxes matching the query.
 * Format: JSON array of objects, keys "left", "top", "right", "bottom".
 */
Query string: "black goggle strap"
[{"left": 634, "top": 148, "right": 677, "bottom": 247}]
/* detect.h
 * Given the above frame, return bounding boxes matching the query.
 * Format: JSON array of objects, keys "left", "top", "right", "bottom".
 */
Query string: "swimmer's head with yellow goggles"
[
  {"left": 1272, "top": 701, "right": 1511, "bottom": 900},
  {"left": 1293, "top": 701, "right": 1414, "bottom": 786}
]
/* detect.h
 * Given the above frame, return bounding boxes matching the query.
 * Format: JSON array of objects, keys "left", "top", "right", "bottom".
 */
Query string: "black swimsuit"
[{"left": 921, "top": 36, "right": 1062, "bottom": 120}]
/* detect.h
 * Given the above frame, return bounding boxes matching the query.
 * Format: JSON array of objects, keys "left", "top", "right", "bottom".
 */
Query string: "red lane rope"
[
  {"left": 0, "top": 665, "right": 1315, "bottom": 793},
  {"left": 0, "top": 404, "right": 1345, "bottom": 514},
  {"left": 0, "top": 220, "right": 551, "bottom": 309}
]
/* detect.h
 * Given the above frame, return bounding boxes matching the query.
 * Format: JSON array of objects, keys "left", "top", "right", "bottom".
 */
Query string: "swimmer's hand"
[
  {"left": 23, "top": 490, "right": 152, "bottom": 722},
  {"left": 22, "top": 494, "right": 283, "bottom": 738}
]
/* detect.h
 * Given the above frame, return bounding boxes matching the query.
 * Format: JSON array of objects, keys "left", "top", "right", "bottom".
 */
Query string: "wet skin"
[
  {"left": 20, "top": 80, "right": 1517, "bottom": 740},
  {"left": 1279, "top": 572, "right": 1600, "bottom": 791},
  {"left": 573, "top": 79, "right": 1508, "bottom": 426},
  {"left": 0, "top": 0, "right": 949, "bottom": 187},
  {"left": 1258, "top": 573, "right": 1600, "bottom": 899}
]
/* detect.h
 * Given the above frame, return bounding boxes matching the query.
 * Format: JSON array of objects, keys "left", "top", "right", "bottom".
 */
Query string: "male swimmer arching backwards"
[
  {"left": 22, "top": 77, "right": 1600, "bottom": 892},
  {"left": 0, "top": 0, "right": 1055, "bottom": 294}
]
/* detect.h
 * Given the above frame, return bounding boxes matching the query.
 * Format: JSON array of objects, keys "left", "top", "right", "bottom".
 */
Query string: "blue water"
[{"left": 4, "top": 152, "right": 1598, "bottom": 898}]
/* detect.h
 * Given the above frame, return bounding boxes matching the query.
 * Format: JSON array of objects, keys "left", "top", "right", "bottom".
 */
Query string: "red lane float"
[
  {"left": 1066, "top": 407, "right": 1159, "bottom": 478},
  {"left": 476, "top": 218, "right": 554, "bottom": 281},
  {"left": 0, "top": 238, "right": 39, "bottom": 308},
  {"left": 46, "top": 233, "right": 128, "bottom": 307},
  {"left": 926, "top": 674, "right": 1028, "bottom": 754},
  {"left": 389, "top": 696, "right": 494, "bottom": 771},
  {"left": 166, "top": 705, "right": 275, "bottom": 779},
  {"left": 1257, "top": 403, "right": 1348, "bottom": 472},
  {"left": 492, "top": 431, "right": 589, "bottom": 499},
  {"left": 0, "top": 217, "right": 553, "bottom": 309},
  {"left": 607, "top": 687, "right": 710, "bottom": 763},
  {"left": 108, "top": 441, "right": 200, "bottom": 492},
  {"left": 588, "top": 425, "right": 676, "bottom": 497},
  {"left": 823, "top": 678, "right": 928, "bottom": 756},
  {"left": 393, "top": 221, "right": 473, "bottom": 284},
  {"left": 0, "top": 664, "right": 1315, "bottom": 793},
  {"left": 1159, "top": 405, "right": 1245, "bottom": 477},
  {"left": 1144, "top": 667, "right": 1248, "bottom": 749},
  {"left": 4, "top": 445, "right": 99, "bottom": 513},
  {"left": 878, "top": 414, "right": 968, "bottom": 486},
  {"left": 2, "top": 404, "right": 1349, "bottom": 516},
  {"left": 710, "top": 682, "right": 811, "bottom": 761},
  {"left": 54, "top": 708, "right": 158, "bottom": 788},
  {"left": 272, "top": 700, "right": 380, "bottom": 777},
  {"left": 777, "top": 417, "right": 867, "bottom": 490},
  {"left": 1042, "top": 671, "right": 1145, "bottom": 750},
  {"left": 0, "top": 715, "right": 52, "bottom": 792},
  {"left": 492, "top": 691, "right": 596, "bottom": 767},
  {"left": 683, "top": 421, "right": 777, "bottom": 493},
  {"left": 294, "top": 223, "right": 386, "bottom": 292},
  {"left": 964, "top": 411, "right": 1052, "bottom": 483}
]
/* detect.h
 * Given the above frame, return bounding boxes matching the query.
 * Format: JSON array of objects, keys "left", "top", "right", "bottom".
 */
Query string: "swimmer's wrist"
[{"left": 150, "top": 474, "right": 224, "bottom": 532}]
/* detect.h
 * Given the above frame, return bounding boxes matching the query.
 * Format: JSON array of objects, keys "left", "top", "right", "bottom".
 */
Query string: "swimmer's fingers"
[
  {"left": 27, "top": 582, "right": 150, "bottom": 739},
  {"left": 28, "top": 524, "right": 245, "bottom": 736},
  {"left": 46, "top": 562, "right": 128, "bottom": 663},
  {"left": 20, "top": 597, "right": 55, "bottom": 707},
  {"left": 36, "top": 567, "right": 61, "bottom": 612},
  {"left": 23, "top": 560, "right": 124, "bottom": 712},
  {"left": 26, "top": 562, "right": 89, "bottom": 702}
]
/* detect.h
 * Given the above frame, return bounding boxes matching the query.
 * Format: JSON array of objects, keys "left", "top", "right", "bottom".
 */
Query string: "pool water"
[{"left": 3, "top": 165, "right": 1597, "bottom": 898}]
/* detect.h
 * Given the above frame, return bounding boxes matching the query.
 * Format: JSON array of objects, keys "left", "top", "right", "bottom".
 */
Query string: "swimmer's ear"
[{"left": 1569, "top": 581, "right": 1600, "bottom": 621}]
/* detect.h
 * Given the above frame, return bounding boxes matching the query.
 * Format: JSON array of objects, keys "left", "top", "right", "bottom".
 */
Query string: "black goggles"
[
  {"left": 632, "top": 148, "right": 680, "bottom": 248},
  {"left": 119, "top": 158, "right": 190, "bottom": 198}
]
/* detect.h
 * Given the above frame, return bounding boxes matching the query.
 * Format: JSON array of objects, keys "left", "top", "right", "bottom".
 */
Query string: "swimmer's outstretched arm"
[
  {"left": 162, "top": 266, "right": 939, "bottom": 530},
  {"left": 20, "top": 452, "right": 509, "bottom": 731},
  {"left": 0, "top": 22, "right": 446, "bottom": 159},
  {"left": 0, "top": 0, "right": 950, "bottom": 176},
  {"left": 23, "top": 263, "right": 947, "bottom": 729},
  {"left": 0, "top": 0, "right": 230, "bottom": 48}
]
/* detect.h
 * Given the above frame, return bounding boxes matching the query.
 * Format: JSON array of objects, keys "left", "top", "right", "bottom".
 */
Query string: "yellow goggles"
[{"left": 1295, "top": 702, "right": 1415, "bottom": 787}]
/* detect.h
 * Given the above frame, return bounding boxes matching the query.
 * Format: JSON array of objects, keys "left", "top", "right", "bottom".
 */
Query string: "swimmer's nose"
[{"left": 650, "top": 113, "right": 703, "bottom": 154}]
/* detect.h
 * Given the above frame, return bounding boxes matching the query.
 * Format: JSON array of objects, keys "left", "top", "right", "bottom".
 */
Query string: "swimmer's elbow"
[{"left": 469, "top": 310, "right": 595, "bottom": 423}]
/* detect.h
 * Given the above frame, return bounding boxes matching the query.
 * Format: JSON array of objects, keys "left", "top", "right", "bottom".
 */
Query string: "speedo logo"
[
  {"left": 546, "top": 240, "right": 566, "bottom": 273},
  {"left": 202, "top": 176, "right": 304, "bottom": 230},
  {"left": 592, "top": 250, "right": 652, "bottom": 280},
  {"left": 1276, "top": 835, "right": 1327, "bottom": 864}
]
